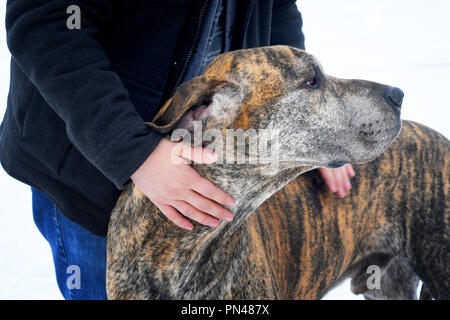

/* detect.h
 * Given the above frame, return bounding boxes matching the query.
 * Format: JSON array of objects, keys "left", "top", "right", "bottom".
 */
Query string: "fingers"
[
  {"left": 186, "top": 190, "right": 234, "bottom": 222},
  {"left": 191, "top": 176, "right": 236, "bottom": 207},
  {"left": 156, "top": 203, "right": 194, "bottom": 231},
  {"left": 153, "top": 191, "right": 232, "bottom": 230},
  {"left": 174, "top": 142, "right": 218, "bottom": 164},
  {"left": 172, "top": 200, "right": 219, "bottom": 228},
  {"left": 319, "top": 167, "right": 337, "bottom": 193},
  {"left": 319, "top": 165, "right": 354, "bottom": 198},
  {"left": 135, "top": 139, "right": 236, "bottom": 231},
  {"left": 334, "top": 168, "right": 349, "bottom": 198},
  {"left": 346, "top": 164, "right": 356, "bottom": 177}
]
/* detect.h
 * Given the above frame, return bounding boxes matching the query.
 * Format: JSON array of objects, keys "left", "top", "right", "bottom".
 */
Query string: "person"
[{"left": 0, "top": 0, "right": 354, "bottom": 299}]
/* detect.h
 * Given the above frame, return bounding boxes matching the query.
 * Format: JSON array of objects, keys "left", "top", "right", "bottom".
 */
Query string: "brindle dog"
[{"left": 106, "top": 46, "right": 449, "bottom": 299}]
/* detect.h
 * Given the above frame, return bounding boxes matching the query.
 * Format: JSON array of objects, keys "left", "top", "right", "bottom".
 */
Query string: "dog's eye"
[
  {"left": 306, "top": 78, "right": 316, "bottom": 86},
  {"left": 299, "top": 75, "right": 320, "bottom": 90},
  {"left": 303, "top": 76, "right": 318, "bottom": 89}
]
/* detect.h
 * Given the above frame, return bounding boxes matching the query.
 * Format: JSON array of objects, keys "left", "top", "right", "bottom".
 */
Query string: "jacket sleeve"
[
  {"left": 270, "top": 0, "right": 305, "bottom": 50},
  {"left": 6, "top": 0, "right": 163, "bottom": 189}
]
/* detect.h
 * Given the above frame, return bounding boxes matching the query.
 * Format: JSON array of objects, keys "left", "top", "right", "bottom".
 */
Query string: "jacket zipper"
[{"left": 171, "top": 0, "right": 210, "bottom": 96}]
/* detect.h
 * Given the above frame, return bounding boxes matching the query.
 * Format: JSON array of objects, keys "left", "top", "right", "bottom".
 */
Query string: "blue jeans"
[{"left": 31, "top": 187, "right": 108, "bottom": 300}]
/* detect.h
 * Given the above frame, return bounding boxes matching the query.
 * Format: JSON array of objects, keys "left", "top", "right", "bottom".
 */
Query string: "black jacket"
[{"left": 0, "top": 0, "right": 304, "bottom": 236}]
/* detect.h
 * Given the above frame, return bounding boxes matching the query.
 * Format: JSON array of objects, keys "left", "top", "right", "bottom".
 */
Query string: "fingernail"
[
  {"left": 349, "top": 168, "right": 355, "bottom": 177},
  {"left": 210, "top": 220, "right": 219, "bottom": 227},
  {"left": 345, "top": 180, "right": 352, "bottom": 190},
  {"left": 185, "top": 224, "right": 194, "bottom": 231},
  {"left": 225, "top": 214, "right": 234, "bottom": 221},
  {"left": 338, "top": 189, "right": 346, "bottom": 198}
]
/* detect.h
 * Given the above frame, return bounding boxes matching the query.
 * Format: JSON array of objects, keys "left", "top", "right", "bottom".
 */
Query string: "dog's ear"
[{"left": 147, "top": 75, "right": 225, "bottom": 134}]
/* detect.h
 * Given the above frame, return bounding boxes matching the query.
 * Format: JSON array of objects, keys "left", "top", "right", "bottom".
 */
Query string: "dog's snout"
[{"left": 385, "top": 86, "right": 404, "bottom": 113}]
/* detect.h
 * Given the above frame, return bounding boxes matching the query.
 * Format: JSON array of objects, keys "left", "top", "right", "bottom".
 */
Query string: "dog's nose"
[{"left": 385, "top": 86, "right": 404, "bottom": 113}]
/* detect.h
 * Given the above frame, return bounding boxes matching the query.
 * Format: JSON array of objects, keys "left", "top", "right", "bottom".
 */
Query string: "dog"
[{"left": 106, "top": 46, "right": 449, "bottom": 299}]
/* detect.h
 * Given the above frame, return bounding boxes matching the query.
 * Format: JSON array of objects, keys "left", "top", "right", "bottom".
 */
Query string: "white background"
[{"left": 0, "top": 0, "right": 449, "bottom": 299}]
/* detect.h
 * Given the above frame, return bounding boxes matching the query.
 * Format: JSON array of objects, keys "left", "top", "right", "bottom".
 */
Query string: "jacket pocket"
[{"left": 21, "top": 89, "right": 72, "bottom": 176}]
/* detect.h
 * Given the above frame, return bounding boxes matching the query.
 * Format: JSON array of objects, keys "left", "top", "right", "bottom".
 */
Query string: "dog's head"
[{"left": 148, "top": 45, "right": 402, "bottom": 168}]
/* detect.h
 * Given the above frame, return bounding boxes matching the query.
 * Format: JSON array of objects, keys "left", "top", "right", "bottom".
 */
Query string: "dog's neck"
[
  {"left": 192, "top": 163, "right": 313, "bottom": 236},
  {"left": 135, "top": 163, "right": 314, "bottom": 248}
]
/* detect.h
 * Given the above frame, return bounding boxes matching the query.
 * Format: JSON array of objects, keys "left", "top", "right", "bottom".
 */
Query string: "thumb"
[{"left": 172, "top": 142, "right": 218, "bottom": 164}]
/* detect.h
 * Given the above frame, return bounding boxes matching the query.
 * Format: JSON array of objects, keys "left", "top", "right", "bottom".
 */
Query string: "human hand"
[
  {"left": 319, "top": 164, "right": 355, "bottom": 198},
  {"left": 131, "top": 139, "right": 235, "bottom": 230}
]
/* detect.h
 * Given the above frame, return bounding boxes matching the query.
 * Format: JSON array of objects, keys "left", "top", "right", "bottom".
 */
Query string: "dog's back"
[{"left": 252, "top": 120, "right": 449, "bottom": 299}]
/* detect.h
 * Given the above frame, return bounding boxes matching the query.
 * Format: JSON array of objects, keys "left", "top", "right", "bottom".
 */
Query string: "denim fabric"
[
  {"left": 198, "top": 0, "right": 226, "bottom": 74},
  {"left": 31, "top": 187, "right": 107, "bottom": 300},
  {"left": 184, "top": 0, "right": 233, "bottom": 82}
]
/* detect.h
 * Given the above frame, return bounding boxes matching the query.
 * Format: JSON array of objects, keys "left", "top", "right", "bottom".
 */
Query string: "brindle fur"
[
  {"left": 106, "top": 46, "right": 449, "bottom": 299},
  {"left": 252, "top": 121, "right": 449, "bottom": 300}
]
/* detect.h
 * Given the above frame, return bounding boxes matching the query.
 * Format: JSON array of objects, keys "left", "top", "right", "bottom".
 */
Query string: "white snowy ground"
[{"left": 0, "top": 0, "right": 449, "bottom": 300}]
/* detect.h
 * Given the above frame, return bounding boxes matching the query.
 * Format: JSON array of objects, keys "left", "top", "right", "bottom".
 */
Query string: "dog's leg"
[
  {"left": 408, "top": 228, "right": 449, "bottom": 300},
  {"left": 362, "top": 256, "right": 420, "bottom": 300},
  {"left": 399, "top": 123, "right": 450, "bottom": 300}
]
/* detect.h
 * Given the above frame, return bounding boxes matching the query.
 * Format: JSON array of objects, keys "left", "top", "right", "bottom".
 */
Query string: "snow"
[{"left": 0, "top": 0, "right": 449, "bottom": 300}]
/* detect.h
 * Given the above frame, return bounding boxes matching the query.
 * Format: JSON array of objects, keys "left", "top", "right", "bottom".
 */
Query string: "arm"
[
  {"left": 7, "top": 0, "right": 236, "bottom": 228},
  {"left": 6, "top": 0, "right": 162, "bottom": 189},
  {"left": 270, "top": 0, "right": 305, "bottom": 49}
]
